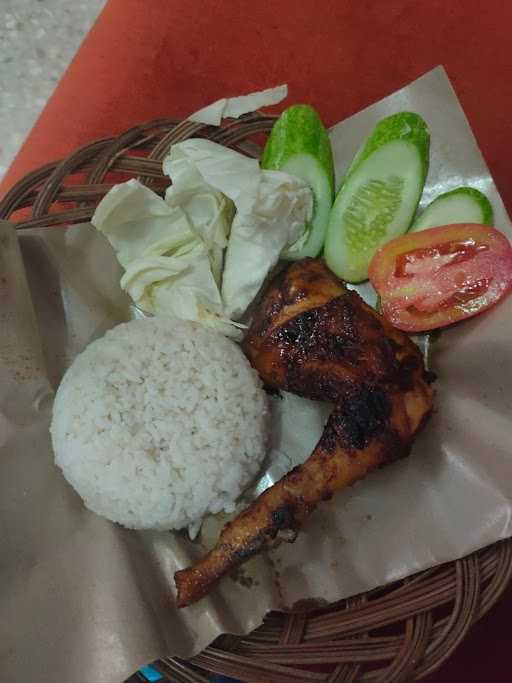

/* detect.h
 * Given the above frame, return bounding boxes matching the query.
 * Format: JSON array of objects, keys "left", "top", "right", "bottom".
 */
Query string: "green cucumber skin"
[
  {"left": 262, "top": 105, "right": 335, "bottom": 188},
  {"left": 411, "top": 186, "right": 494, "bottom": 230},
  {"left": 346, "top": 112, "right": 430, "bottom": 189},
  {"left": 325, "top": 112, "right": 430, "bottom": 282},
  {"left": 262, "top": 105, "right": 334, "bottom": 259}
]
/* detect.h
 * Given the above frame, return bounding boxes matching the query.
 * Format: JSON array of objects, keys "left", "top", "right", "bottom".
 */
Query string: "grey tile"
[{"left": 0, "top": 0, "right": 106, "bottom": 180}]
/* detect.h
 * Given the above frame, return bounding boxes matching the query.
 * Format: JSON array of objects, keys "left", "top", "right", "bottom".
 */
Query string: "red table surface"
[{"left": 2, "top": 0, "right": 511, "bottom": 679}]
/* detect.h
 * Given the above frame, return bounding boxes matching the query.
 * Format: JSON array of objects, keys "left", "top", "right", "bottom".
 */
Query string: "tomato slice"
[{"left": 368, "top": 223, "right": 512, "bottom": 332}]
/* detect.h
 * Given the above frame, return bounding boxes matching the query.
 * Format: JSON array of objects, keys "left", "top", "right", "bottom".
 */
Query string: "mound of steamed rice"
[{"left": 50, "top": 317, "right": 268, "bottom": 531}]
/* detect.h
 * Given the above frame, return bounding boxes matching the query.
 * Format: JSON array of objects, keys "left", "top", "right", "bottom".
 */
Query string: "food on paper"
[
  {"left": 325, "top": 112, "right": 430, "bottom": 282},
  {"left": 261, "top": 104, "right": 334, "bottom": 259},
  {"left": 174, "top": 259, "right": 434, "bottom": 606},
  {"left": 62, "top": 88, "right": 511, "bottom": 608},
  {"left": 188, "top": 84, "right": 288, "bottom": 125},
  {"left": 411, "top": 186, "right": 494, "bottom": 230},
  {"left": 50, "top": 318, "right": 268, "bottom": 532},
  {"left": 368, "top": 223, "right": 512, "bottom": 332}
]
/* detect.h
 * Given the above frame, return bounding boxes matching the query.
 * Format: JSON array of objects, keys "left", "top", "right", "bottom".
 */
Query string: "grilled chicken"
[{"left": 175, "top": 259, "right": 434, "bottom": 607}]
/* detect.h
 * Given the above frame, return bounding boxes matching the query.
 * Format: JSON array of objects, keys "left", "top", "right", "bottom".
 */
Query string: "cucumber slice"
[
  {"left": 411, "top": 186, "right": 494, "bottom": 230},
  {"left": 261, "top": 104, "right": 334, "bottom": 259},
  {"left": 324, "top": 112, "right": 430, "bottom": 282}
]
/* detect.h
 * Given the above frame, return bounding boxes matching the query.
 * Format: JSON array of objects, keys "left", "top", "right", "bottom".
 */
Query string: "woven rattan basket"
[{"left": 2, "top": 115, "right": 512, "bottom": 683}]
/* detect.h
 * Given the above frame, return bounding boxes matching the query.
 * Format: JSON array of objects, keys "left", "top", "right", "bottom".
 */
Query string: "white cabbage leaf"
[
  {"left": 164, "top": 145, "right": 234, "bottom": 283},
  {"left": 121, "top": 247, "right": 244, "bottom": 340},
  {"left": 163, "top": 139, "right": 313, "bottom": 319},
  {"left": 93, "top": 125, "right": 312, "bottom": 337},
  {"left": 164, "top": 138, "right": 260, "bottom": 204},
  {"left": 188, "top": 84, "right": 288, "bottom": 126},
  {"left": 91, "top": 179, "right": 194, "bottom": 268},
  {"left": 222, "top": 170, "right": 313, "bottom": 318},
  {"left": 92, "top": 176, "right": 239, "bottom": 335}
]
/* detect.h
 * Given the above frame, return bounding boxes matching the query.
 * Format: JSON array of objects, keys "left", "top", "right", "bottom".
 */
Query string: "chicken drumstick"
[{"left": 175, "top": 259, "right": 434, "bottom": 607}]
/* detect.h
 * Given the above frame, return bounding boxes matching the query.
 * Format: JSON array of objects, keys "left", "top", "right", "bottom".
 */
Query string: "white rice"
[{"left": 50, "top": 317, "right": 268, "bottom": 531}]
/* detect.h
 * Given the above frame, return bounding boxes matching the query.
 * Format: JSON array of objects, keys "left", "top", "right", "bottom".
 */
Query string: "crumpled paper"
[{"left": 1, "top": 66, "right": 512, "bottom": 683}]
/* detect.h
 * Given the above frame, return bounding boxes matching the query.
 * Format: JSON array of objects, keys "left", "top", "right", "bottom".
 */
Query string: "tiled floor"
[{"left": 0, "top": 0, "right": 106, "bottom": 180}]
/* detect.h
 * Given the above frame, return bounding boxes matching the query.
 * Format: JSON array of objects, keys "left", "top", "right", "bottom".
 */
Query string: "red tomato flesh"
[{"left": 368, "top": 223, "right": 512, "bottom": 332}]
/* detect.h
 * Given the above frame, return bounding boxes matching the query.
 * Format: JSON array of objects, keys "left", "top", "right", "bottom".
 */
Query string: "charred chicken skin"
[{"left": 175, "top": 259, "right": 434, "bottom": 607}]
